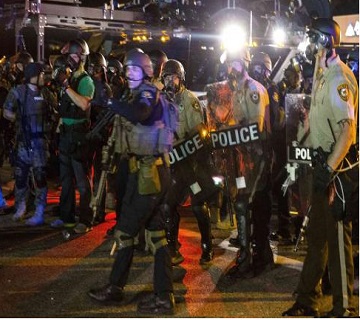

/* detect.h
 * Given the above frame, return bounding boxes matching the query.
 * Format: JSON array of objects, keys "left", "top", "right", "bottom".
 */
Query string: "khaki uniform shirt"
[
  {"left": 175, "top": 86, "right": 203, "bottom": 140},
  {"left": 310, "top": 55, "right": 358, "bottom": 152},
  {"left": 232, "top": 76, "right": 270, "bottom": 135}
]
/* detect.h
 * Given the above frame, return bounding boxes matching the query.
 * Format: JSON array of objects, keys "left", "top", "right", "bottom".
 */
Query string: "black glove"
[
  {"left": 313, "top": 162, "right": 333, "bottom": 193},
  {"left": 107, "top": 97, "right": 124, "bottom": 114}
]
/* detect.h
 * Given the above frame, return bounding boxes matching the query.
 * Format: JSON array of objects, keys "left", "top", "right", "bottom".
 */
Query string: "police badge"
[{"left": 337, "top": 84, "right": 349, "bottom": 102}]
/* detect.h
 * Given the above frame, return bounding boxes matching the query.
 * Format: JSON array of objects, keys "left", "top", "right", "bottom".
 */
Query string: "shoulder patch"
[
  {"left": 141, "top": 90, "right": 153, "bottom": 99},
  {"left": 192, "top": 101, "right": 200, "bottom": 110},
  {"left": 250, "top": 91, "right": 260, "bottom": 104},
  {"left": 337, "top": 84, "right": 349, "bottom": 102}
]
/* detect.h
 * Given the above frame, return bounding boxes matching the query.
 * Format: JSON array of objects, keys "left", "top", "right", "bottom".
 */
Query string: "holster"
[{"left": 128, "top": 156, "right": 163, "bottom": 195}]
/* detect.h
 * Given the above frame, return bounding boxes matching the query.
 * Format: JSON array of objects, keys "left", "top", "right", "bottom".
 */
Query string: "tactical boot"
[
  {"left": 200, "top": 243, "right": 214, "bottom": 265},
  {"left": 225, "top": 246, "right": 253, "bottom": 279},
  {"left": 88, "top": 284, "right": 123, "bottom": 302},
  {"left": 25, "top": 205, "right": 45, "bottom": 226},
  {"left": 137, "top": 293, "right": 175, "bottom": 315},
  {"left": 12, "top": 201, "right": 27, "bottom": 221},
  {"left": 282, "top": 302, "right": 319, "bottom": 317}
]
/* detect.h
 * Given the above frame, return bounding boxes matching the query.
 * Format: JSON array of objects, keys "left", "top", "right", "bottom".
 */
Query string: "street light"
[{"left": 220, "top": 24, "right": 247, "bottom": 53}]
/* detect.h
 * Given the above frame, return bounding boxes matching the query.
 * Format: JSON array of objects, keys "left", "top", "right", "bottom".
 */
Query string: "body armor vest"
[
  {"left": 15, "top": 85, "right": 49, "bottom": 140},
  {"left": 118, "top": 85, "right": 178, "bottom": 156},
  {"left": 58, "top": 73, "right": 89, "bottom": 120}
]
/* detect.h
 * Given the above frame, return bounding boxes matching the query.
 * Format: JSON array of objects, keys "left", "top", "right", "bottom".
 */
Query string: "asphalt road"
[{"left": 0, "top": 165, "right": 358, "bottom": 318}]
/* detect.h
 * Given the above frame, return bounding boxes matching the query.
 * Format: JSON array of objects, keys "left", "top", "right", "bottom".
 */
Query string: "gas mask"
[
  {"left": 162, "top": 74, "right": 180, "bottom": 94},
  {"left": 65, "top": 53, "right": 82, "bottom": 72},
  {"left": 306, "top": 29, "right": 332, "bottom": 62},
  {"left": 52, "top": 66, "right": 71, "bottom": 86}
]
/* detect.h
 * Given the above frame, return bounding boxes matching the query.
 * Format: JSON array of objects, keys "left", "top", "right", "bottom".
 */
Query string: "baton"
[{"left": 294, "top": 205, "right": 312, "bottom": 252}]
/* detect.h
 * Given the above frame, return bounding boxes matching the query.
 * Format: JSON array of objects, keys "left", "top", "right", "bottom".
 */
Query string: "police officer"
[
  {"left": 88, "top": 49, "right": 176, "bottom": 315},
  {"left": 8, "top": 51, "right": 34, "bottom": 86},
  {"left": 248, "top": 51, "right": 273, "bottom": 88},
  {"left": 86, "top": 52, "right": 113, "bottom": 224},
  {"left": 161, "top": 59, "right": 218, "bottom": 265},
  {"left": 104, "top": 56, "right": 129, "bottom": 234},
  {"left": 50, "top": 39, "right": 95, "bottom": 233},
  {"left": 1, "top": 52, "right": 33, "bottom": 201},
  {"left": 282, "top": 18, "right": 358, "bottom": 317},
  {"left": 300, "top": 62, "right": 315, "bottom": 94},
  {"left": 219, "top": 46, "right": 273, "bottom": 279},
  {"left": 271, "top": 61, "right": 302, "bottom": 242},
  {"left": 107, "top": 56, "right": 127, "bottom": 100},
  {"left": 3, "top": 62, "right": 51, "bottom": 226},
  {"left": 148, "top": 49, "right": 168, "bottom": 90}
]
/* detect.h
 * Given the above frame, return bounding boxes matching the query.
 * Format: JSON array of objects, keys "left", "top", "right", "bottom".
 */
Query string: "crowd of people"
[{"left": 0, "top": 17, "right": 358, "bottom": 317}]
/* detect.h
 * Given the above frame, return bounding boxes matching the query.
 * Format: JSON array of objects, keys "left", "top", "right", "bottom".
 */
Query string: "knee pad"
[
  {"left": 145, "top": 229, "right": 167, "bottom": 255},
  {"left": 114, "top": 229, "right": 135, "bottom": 250},
  {"left": 192, "top": 203, "right": 210, "bottom": 217},
  {"left": 33, "top": 167, "right": 47, "bottom": 189}
]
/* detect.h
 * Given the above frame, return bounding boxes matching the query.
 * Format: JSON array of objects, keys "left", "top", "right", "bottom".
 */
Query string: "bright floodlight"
[
  {"left": 220, "top": 24, "right": 246, "bottom": 53},
  {"left": 273, "top": 27, "right": 286, "bottom": 46},
  {"left": 297, "top": 37, "right": 310, "bottom": 52}
]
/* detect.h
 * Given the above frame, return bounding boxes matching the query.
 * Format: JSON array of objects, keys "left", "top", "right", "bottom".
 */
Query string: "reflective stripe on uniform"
[
  {"left": 337, "top": 220, "right": 349, "bottom": 309},
  {"left": 145, "top": 229, "right": 167, "bottom": 254}
]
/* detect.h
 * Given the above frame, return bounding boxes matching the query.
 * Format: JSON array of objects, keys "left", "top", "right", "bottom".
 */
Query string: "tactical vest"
[
  {"left": 15, "top": 85, "right": 49, "bottom": 139},
  {"left": 58, "top": 73, "right": 89, "bottom": 120},
  {"left": 119, "top": 86, "right": 178, "bottom": 156}
]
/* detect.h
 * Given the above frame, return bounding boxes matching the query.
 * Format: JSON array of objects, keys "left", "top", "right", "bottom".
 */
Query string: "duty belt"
[{"left": 128, "top": 154, "right": 170, "bottom": 173}]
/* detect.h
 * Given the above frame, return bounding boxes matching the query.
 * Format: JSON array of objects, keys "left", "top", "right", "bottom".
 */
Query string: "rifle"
[
  {"left": 86, "top": 109, "right": 115, "bottom": 141},
  {"left": 293, "top": 205, "right": 311, "bottom": 252},
  {"left": 90, "top": 114, "right": 121, "bottom": 225}
]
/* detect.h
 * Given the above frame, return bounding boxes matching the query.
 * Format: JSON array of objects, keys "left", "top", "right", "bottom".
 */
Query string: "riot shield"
[
  {"left": 284, "top": 93, "right": 312, "bottom": 236},
  {"left": 204, "top": 81, "right": 271, "bottom": 222},
  {"left": 169, "top": 122, "right": 220, "bottom": 204}
]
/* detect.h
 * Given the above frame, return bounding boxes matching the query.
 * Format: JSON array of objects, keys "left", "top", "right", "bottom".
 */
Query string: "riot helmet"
[
  {"left": 251, "top": 52, "right": 272, "bottom": 72},
  {"left": 307, "top": 18, "right": 341, "bottom": 49},
  {"left": 24, "top": 62, "right": 44, "bottom": 86},
  {"left": 107, "top": 56, "right": 123, "bottom": 75},
  {"left": 123, "top": 49, "right": 153, "bottom": 79},
  {"left": 61, "top": 38, "right": 90, "bottom": 71},
  {"left": 161, "top": 59, "right": 185, "bottom": 82},
  {"left": 161, "top": 59, "right": 185, "bottom": 94},
  {"left": 87, "top": 52, "right": 107, "bottom": 80},
  {"left": 8, "top": 51, "right": 34, "bottom": 85},
  {"left": 148, "top": 49, "right": 168, "bottom": 78},
  {"left": 249, "top": 51, "right": 272, "bottom": 84},
  {"left": 220, "top": 47, "right": 251, "bottom": 66},
  {"left": 15, "top": 51, "right": 34, "bottom": 71}
]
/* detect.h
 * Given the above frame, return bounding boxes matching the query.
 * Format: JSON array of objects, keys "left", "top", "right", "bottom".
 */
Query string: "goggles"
[{"left": 306, "top": 29, "right": 329, "bottom": 48}]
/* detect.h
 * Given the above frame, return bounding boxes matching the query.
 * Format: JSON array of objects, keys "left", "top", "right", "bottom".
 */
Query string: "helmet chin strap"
[{"left": 126, "top": 75, "right": 144, "bottom": 81}]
